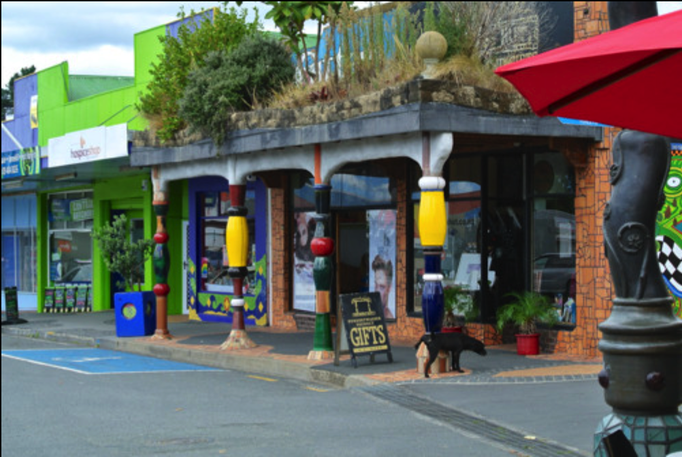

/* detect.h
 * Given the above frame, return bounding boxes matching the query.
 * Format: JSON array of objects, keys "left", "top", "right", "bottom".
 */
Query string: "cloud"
[
  {"left": 0, "top": 1, "right": 258, "bottom": 85},
  {"left": 1, "top": 2, "right": 218, "bottom": 53}
]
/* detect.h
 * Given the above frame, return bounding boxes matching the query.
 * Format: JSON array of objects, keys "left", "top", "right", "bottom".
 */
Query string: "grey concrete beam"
[{"left": 130, "top": 103, "right": 603, "bottom": 168}]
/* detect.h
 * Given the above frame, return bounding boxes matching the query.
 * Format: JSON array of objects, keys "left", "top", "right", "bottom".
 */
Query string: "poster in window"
[
  {"left": 293, "top": 211, "right": 316, "bottom": 312},
  {"left": 368, "top": 210, "right": 396, "bottom": 320}
]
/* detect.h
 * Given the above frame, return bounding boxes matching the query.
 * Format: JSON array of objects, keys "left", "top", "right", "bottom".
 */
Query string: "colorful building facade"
[{"left": 2, "top": 2, "right": 679, "bottom": 362}]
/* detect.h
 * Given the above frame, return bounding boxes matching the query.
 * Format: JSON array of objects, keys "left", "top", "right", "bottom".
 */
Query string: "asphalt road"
[{"left": 2, "top": 334, "right": 520, "bottom": 457}]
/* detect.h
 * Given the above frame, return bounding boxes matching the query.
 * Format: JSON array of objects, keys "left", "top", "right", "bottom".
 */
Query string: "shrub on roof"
[{"left": 179, "top": 34, "right": 296, "bottom": 146}]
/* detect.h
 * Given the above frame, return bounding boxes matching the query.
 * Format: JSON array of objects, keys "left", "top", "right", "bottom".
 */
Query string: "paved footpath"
[{"left": 3, "top": 311, "right": 611, "bottom": 456}]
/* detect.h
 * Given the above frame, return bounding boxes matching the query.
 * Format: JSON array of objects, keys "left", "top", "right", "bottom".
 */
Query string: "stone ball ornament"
[{"left": 415, "top": 31, "right": 448, "bottom": 62}]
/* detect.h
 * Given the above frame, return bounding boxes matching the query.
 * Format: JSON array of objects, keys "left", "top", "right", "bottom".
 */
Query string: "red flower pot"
[{"left": 515, "top": 333, "right": 540, "bottom": 355}]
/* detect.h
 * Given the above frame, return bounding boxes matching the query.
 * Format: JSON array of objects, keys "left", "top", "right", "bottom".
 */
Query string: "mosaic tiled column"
[
  {"left": 594, "top": 131, "right": 682, "bottom": 456},
  {"left": 418, "top": 176, "right": 447, "bottom": 333},
  {"left": 221, "top": 184, "right": 257, "bottom": 350},
  {"left": 307, "top": 184, "right": 335, "bottom": 360},
  {"left": 152, "top": 168, "right": 172, "bottom": 340}
]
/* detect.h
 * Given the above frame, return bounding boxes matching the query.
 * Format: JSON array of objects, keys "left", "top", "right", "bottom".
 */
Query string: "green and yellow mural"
[{"left": 656, "top": 146, "right": 682, "bottom": 318}]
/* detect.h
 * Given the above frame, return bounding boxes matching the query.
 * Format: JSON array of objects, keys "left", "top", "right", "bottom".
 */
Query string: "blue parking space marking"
[{"left": 1, "top": 349, "right": 223, "bottom": 375}]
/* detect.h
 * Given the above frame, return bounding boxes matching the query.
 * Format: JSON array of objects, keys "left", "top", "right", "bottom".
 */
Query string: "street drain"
[{"left": 358, "top": 384, "right": 587, "bottom": 457}]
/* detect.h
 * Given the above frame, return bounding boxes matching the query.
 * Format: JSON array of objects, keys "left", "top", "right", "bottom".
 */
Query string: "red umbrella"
[{"left": 495, "top": 10, "right": 682, "bottom": 138}]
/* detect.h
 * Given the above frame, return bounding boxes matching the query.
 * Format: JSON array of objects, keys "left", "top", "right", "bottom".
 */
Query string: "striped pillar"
[
  {"left": 221, "top": 184, "right": 257, "bottom": 350},
  {"left": 419, "top": 176, "right": 447, "bottom": 333},
  {"left": 307, "top": 184, "right": 335, "bottom": 360},
  {"left": 152, "top": 199, "right": 172, "bottom": 340}
]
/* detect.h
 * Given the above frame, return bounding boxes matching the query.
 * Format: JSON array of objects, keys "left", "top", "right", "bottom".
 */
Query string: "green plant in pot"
[
  {"left": 443, "top": 284, "right": 477, "bottom": 332},
  {"left": 495, "top": 290, "right": 558, "bottom": 355},
  {"left": 91, "top": 214, "right": 157, "bottom": 337}
]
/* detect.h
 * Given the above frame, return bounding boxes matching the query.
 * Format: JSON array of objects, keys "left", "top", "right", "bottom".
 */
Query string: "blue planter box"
[{"left": 114, "top": 291, "right": 156, "bottom": 337}]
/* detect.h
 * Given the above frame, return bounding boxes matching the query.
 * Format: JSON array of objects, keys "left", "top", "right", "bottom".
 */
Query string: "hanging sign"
[{"left": 340, "top": 292, "right": 393, "bottom": 368}]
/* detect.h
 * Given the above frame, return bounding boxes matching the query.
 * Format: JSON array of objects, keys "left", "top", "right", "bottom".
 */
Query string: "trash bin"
[{"left": 114, "top": 291, "right": 156, "bottom": 337}]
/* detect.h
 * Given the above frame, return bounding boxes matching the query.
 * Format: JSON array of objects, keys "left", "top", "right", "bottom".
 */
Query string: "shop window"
[
  {"left": 2, "top": 195, "right": 37, "bottom": 293},
  {"left": 290, "top": 166, "right": 397, "bottom": 318},
  {"left": 48, "top": 191, "right": 94, "bottom": 285},
  {"left": 532, "top": 152, "right": 576, "bottom": 325},
  {"left": 200, "top": 190, "right": 256, "bottom": 295},
  {"left": 2, "top": 229, "right": 37, "bottom": 292},
  {"left": 412, "top": 157, "right": 484, "bottom": 316}
]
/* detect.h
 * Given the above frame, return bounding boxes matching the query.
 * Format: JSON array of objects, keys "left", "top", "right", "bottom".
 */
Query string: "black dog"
[{"left": 415, "top": 332, "right": 487, "bottom": 378}]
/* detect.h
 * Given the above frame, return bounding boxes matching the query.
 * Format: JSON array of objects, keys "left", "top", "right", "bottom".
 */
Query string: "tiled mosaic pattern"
[{"left": 594, "top": 413, "right": 682, "bottom": 457}]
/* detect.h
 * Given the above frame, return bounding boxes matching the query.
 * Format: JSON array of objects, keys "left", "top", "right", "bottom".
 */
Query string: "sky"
[{"left": 2, "top": 1, "right": 681, "bottom": 89}]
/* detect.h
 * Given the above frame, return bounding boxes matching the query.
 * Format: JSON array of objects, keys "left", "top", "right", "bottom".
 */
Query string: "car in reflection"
[
  {"left": 533, "top": 253, "right": 575, "bottom": 295},
  {"left": 60, "top": 263, "right": 92, "bottom": 283}
]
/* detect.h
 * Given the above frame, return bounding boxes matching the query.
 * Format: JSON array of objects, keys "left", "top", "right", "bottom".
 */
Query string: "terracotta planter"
[{"left": 515, "top": 333, "right": 540, "bottom": 355}]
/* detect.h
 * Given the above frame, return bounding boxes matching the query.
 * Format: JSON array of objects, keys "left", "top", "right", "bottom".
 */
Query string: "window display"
[
  {"left": 48, "top": 191, "right": 94, "bottom": 285},
  {"left": 200, "top": 190, "right": 256, "bottom": 295},
  {"left": 290, "top": 165, "right": 398, "bottom": 315}
]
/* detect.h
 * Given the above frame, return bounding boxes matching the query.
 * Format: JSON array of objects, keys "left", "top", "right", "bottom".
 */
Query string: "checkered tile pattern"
[{"left": 657, "top": 235, "right": 682, "bottom": 294}]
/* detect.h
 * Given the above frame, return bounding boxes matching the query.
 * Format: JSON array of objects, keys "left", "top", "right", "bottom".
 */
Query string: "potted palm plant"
[
  {"left": 91, "top": 214, "right": 156, "bottom": 337},
  {"left": 496, "top": 290, "right": 558, "bottom": 355},
  {"left": 442, "top": 284, "right": 477, "bottom": 333}
]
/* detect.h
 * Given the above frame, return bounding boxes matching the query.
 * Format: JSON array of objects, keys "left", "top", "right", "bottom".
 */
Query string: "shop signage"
[
  {"left": 44, "top": 288, "right": 55, "bottom": 313},
  {"left": 70, "top": 198, "right": 94, "bottom": 222},
  {"left": 1, "top": 147, "right": 41, "bottom": 179},
  {"left": 50, "top": 198, "right": 94, "bottom": 222},
  {"left": 30, "top": 95, "right": 38, "bottom": 129},
  {"left": 76, "top": 287, "right": 88, "bottom": 312},
  {"left": 50, "top": 199, "right": 71, "bottom": 221},
  {"left": 4, "top": 287, "right": 19, "bottom": 322},
  {"left": 340, "top": 292, "right": 393, "bottom": 368},
  {"left": 48, "top": 123, "right": 128, "bottom": 168},
  {"left": 65, "top": 287, "right": 76, "bottom": 311},
  {"left": 54, "top": 288, "right": 65, "bottom": 312}
]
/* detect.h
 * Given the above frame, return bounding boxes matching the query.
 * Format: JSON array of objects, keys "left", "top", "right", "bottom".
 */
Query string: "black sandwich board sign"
[{"left": 339, "top": 292, "right": 393, "bottom": 368}]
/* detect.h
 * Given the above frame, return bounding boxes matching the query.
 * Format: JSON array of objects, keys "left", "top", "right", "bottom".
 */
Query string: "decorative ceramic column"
[
  {"left": 221, "top": 183, "right": 257, "bottom": 350},
  {"left": 151, "top": 167, "right": 172, "bottom": 340},
  {"left": 418, "top": 175, "right": 447, "bottom": 333},
  {"left": 594, "top": 131, "right": 682, "bottom": 456},
  {"left": 307, "top": 183, "right": 335, "bottom": 360}
]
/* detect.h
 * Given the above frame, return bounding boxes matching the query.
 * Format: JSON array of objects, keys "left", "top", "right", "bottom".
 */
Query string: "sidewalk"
[{"left": 1, "top": 310, "right": 602, "bottom": 388}]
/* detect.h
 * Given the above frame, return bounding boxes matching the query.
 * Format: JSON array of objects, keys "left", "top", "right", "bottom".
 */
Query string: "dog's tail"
[{"left": 414, "top": 334, "right": 428, "bottom": 350}]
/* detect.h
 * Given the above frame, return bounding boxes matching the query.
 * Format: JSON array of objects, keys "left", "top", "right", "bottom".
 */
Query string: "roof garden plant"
[
  {"left": 179, "top": 34, "right": 296, "bottom": 145},
  {"left": 138, "top": 4, "right": 262, "bottom": 143}
]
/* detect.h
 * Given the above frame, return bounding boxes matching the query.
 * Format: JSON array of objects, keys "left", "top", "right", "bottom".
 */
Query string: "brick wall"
[
  {"left": 269, "top": 185, "right": 297, "bottom": 331},
  {"left": 574, "top": 1, "right": 609, "bottom": 41},
  {"left": 553, "top": 2, "right": 615, "bottom": 358}
]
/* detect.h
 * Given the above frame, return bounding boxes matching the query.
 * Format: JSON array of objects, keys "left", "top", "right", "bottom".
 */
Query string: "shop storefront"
[
  {"left": 281, "top": 148, "right": 578, "bottom": 343},
  {"left": 410, "top": 149, "right": 577, "bottom": 328},
  {"left": 188, "top": 176, "right": 268, "bottom": 326}
]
